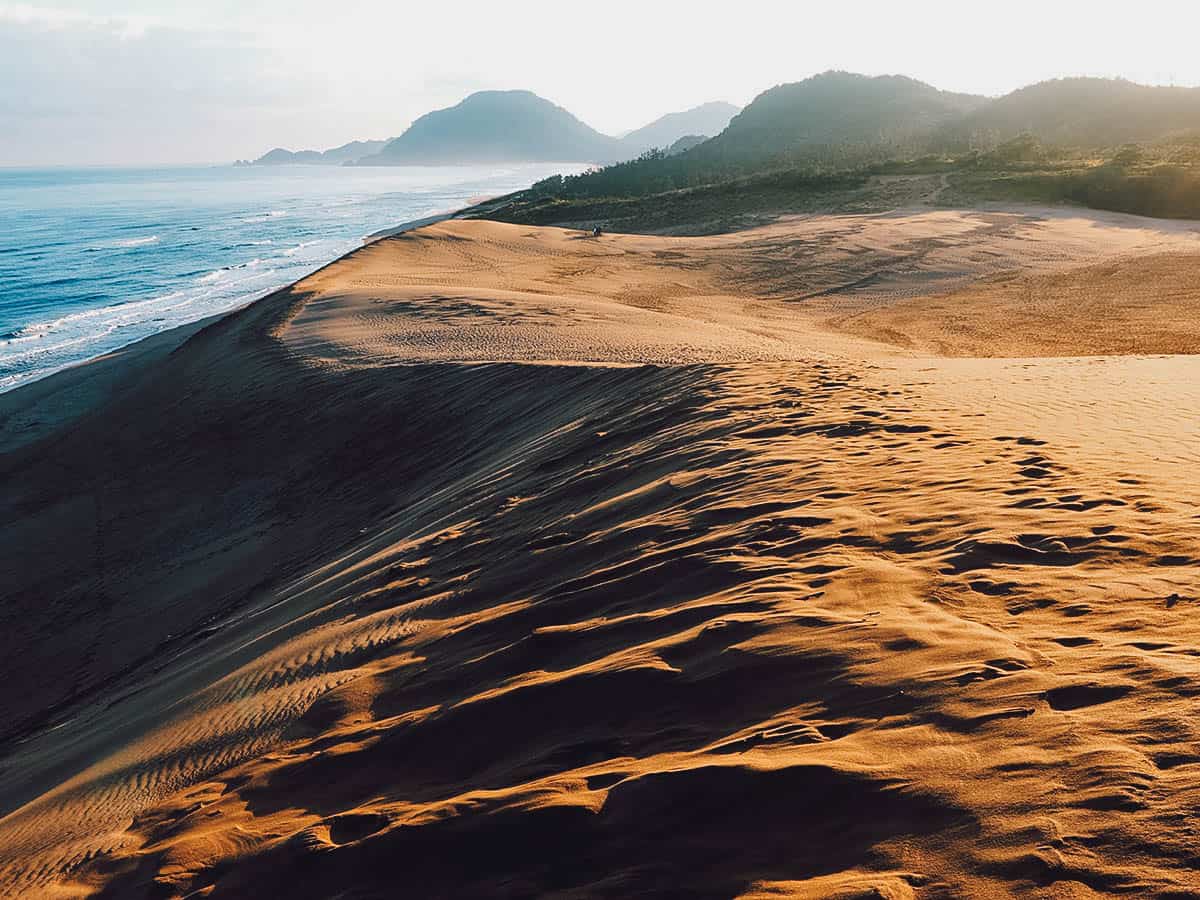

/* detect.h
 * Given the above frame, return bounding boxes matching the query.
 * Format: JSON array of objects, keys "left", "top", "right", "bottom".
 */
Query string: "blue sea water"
[{"left": 0, "top": 163, "right": 579, "bottom": 392}]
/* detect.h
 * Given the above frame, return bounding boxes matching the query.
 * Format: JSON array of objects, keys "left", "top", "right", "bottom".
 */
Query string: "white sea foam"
[
  {"left": 84, "top": 235, "right": 161, "bottom": 251},
  {"left": 283, "top": 241, "right": 320, "bottom": 257}
]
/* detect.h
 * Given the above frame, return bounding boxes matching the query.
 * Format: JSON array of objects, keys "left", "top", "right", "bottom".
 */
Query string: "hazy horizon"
[{"left": 4, "top": 0, "right": 1200, "bottom": 167}]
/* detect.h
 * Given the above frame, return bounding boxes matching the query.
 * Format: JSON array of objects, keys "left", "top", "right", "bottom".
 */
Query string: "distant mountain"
[
  {"left": 321, "top": 139, "right": 391, "bottom": 164},
  {"left": 251, "top": 139, "right": 389, "bottom": 166},
  {"left": 246, "top": 75, "right": 1200, "bottom": 177},
  {"left": 942, "top": 78, "right": 1200, "bottom": 148},
  {"left": 254, "top": 148, "right": 323, "bottom": 165},
  {"left": 620, "top": 101, "right": 740, "bottom": 154},
  {"left": 666, "top": 134, "right": 709, "bottom": 156},
  {"left": 356, "top": 91, "right": 621, "bottom": 165},
  {"left": 694, "top": 71, "right": 986, "bottom": 163}
]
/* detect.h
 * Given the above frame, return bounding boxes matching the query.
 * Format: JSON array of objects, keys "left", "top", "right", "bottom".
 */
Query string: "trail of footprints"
[{"left": 1, "top": 360, "right": 1198, "bottom": 895}]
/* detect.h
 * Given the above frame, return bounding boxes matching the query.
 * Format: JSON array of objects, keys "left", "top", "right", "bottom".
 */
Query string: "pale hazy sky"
[{"left": 3, "top": 0, "right": 1200, "bottom": 166}]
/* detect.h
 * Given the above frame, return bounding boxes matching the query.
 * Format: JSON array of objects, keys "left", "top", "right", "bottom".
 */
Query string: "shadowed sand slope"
[{"left": 0, "top": 212, "right": 1199, "bottom": 898}]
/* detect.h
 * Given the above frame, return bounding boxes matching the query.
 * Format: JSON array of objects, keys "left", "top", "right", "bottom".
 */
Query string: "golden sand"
[{"left": 1, "top": 208, "right": 1198, "bottom": 897}]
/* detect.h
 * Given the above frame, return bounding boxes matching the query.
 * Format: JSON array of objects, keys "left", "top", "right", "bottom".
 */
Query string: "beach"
[
  {"left": 0, "top": 164, "right": 582, "bottom": 393},
  {"left": 2, "top": 207, "right": 1200, "bottom": 897}
]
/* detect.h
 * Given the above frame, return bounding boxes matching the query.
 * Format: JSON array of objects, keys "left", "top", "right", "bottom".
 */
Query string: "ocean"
[{"left": 0, "top": 163, "right": 578, "bottom": 393}]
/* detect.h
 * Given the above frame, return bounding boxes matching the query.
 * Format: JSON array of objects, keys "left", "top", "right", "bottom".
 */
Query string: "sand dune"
[
  {"left": 1, "top": 208, "right": 1199, "bottom": 897},
  {"left": 287, "top": 211, "right": 1200, "bottom": 364},
  {"left": 840, "top": 253, "right": 1200, "bottom": 356}
]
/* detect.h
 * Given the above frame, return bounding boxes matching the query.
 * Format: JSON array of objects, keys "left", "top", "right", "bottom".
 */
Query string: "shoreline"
[
  {"left": 363, "top": 210, "right": 460, "bottom": 243},
  {"left": 0, "top": 160, "right": 584, "bottom": 402},
  {"left": 0, "top": 206, "right": 474, "bottom": 450},
  {"left": 0, "top": 205, "right": 473, "bottom": 403}
]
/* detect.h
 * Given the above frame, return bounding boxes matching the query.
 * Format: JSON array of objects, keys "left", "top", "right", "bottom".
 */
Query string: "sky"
[{"left": 3, "top": 0, "right": 1200, "bottom": 166}]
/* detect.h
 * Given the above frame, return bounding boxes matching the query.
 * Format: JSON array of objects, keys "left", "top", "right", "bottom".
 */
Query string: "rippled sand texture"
[{"left": 1, "top": 209, "right": 1199, "bottom": 897}]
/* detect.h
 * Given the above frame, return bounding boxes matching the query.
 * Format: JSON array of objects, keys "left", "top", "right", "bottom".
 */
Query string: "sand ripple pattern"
[
  {"left": 2, "top": 357, "right": 1196, "bottom": 896},
  {"left": 1, "top": 216, "right": 1199, "bottom": 896}
]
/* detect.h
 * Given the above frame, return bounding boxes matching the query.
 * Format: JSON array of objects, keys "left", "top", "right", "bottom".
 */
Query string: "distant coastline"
[{"left": 0, "top": 164, "right": 579, "bottom": 393}]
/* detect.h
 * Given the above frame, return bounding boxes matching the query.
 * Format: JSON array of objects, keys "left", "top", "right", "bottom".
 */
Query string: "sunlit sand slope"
[{"left": 0, "top": 211, "right": 1198, "bottom": 897}]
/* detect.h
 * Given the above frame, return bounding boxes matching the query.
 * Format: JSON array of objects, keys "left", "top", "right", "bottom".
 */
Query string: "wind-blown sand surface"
[{"left": 1, "top": 208, "right": 1199, "bottom": 897}]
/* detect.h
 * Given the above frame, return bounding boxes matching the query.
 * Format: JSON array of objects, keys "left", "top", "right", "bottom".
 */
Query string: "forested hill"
[
  {"left": 940, "top": 77, "right": 1200, "bottom": 148},
  {"left": 694, "top": 72, "right": 984, "bottom": 164}
]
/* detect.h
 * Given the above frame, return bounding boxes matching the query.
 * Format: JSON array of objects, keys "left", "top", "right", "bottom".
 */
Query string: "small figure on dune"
[{"left": 593, "top": 225, "right": 602, "bottom": 238}]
